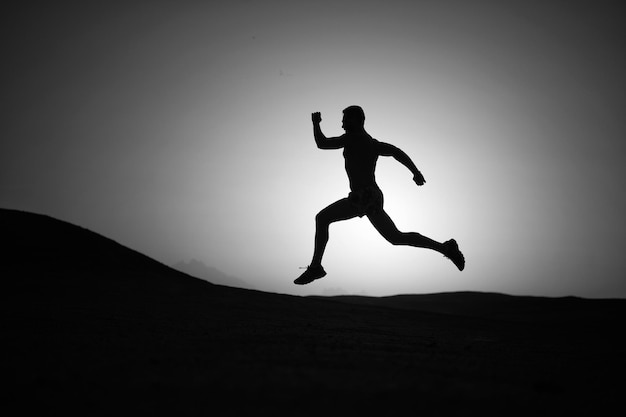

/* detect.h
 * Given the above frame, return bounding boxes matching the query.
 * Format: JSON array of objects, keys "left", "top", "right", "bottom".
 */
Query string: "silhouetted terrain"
[{"left": 2, "top": 208, "right": 625, "bottom": 415}]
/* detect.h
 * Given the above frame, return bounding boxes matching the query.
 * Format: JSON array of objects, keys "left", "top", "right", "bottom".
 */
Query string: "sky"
[{"left": 2, "top": 0, "right": 625, "bottom": 298}]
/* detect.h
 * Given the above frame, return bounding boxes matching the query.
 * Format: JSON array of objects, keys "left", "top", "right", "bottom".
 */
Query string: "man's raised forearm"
[{"left": 313, "top": 122, "right": 327, "bottom": 147}]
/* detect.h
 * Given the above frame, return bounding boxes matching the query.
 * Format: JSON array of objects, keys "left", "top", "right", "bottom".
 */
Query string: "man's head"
[{"left": 342, "top": 105, "right": 365, "bottom": 132}]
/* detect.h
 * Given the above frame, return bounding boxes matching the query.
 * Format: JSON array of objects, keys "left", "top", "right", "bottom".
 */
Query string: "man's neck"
[{"left": 345, "top": 127, "right": 367, "bottom": 135}]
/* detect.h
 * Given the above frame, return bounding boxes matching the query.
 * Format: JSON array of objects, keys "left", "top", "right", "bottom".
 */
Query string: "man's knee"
[
  {"left": 383, "top": 230, "right": 405, "bottom": 245},
  {"left": 315, "top": 211, "right": 329, "bottom": 226}
]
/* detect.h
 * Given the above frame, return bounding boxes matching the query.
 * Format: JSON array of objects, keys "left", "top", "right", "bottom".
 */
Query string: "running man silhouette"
[{"left": 295, "top": 106, "right": 464, "bottom": 285}]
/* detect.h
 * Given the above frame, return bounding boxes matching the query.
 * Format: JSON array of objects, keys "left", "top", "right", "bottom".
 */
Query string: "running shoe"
[
  {"left": 294, "top": 265, "right": 327, "bottom": 285},
  {"left": 443, "top": 239, "right": 465, "bottom": 271}
]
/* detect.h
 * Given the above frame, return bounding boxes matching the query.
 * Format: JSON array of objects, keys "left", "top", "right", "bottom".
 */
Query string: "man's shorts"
[{"left": 348, "top": 185, "right": 384, "bottom": 217}]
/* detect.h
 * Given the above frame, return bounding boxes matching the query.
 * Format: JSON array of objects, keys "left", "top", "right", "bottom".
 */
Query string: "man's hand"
[
  {"left": 413, "top": 171, "right": 426, "bottom": 186},
  {"left": 311, "top": 112, "right": 322, "bottom": 124}
]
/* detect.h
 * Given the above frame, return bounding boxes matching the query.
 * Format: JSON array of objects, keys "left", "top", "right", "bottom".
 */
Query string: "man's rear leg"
[{"left": 367, "top": 209, "right": 465, "bottom": 270}]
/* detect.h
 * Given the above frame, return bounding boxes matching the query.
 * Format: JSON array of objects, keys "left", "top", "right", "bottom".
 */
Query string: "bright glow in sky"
[{"left": 2, "top": 1, "right": 625, "bottom": 298}]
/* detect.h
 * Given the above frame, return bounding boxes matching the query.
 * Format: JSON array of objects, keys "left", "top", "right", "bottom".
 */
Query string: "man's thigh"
[{"left": 317, "top": 198, "right": 361, "bottom": 223}]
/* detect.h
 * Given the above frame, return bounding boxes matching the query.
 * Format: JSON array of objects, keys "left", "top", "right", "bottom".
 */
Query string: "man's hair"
[{"left": 343, "top": 105, "right": 365, "bottom": 126}]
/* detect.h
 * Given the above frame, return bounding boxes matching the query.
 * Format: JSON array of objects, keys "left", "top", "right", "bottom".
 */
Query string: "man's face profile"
[{"left": 342, "top": 113, "right": 360, "bottom": 132}]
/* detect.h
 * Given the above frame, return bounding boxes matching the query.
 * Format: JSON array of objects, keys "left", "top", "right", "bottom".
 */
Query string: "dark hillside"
[{"left": 2, "top": 208, "right": 625, "bottom": 416}]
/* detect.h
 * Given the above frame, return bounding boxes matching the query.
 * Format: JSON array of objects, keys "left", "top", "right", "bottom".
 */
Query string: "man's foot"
[
  {"left": 294, "top": 265, "right": 327, "bottom": 285},
  {"left": 443, "top": 239, "right": 465, "bottom": 271}
]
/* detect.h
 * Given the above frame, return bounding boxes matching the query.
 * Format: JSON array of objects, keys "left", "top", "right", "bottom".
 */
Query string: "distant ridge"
[
  {"left": 316, "top": 291, "right": 626, "bottom": 323},
  {"left": 172, "top": 258, "right": 254, "bottom": 289}
]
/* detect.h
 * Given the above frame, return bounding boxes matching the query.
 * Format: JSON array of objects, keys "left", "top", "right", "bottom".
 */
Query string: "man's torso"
[{"left": 342, "top": 132, "right": 379, "bottom": 191}]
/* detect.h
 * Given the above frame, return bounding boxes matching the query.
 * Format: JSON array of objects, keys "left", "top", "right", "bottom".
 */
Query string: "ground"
[{"left": 2, "top": 208, "right": 625, "bottom": 415}]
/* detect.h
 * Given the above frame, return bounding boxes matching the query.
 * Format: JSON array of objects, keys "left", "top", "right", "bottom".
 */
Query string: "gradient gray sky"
[{"left": 2, "top": 0, "right": 625, "bottom": 298}]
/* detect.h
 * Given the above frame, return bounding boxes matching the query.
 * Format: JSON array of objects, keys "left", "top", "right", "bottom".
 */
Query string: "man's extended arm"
[
  {"left": 312, "top": 112, "right": 345, "bottom": 149},
  {"left": 378, "top": 142, "right": 426, "bottom": 185}
]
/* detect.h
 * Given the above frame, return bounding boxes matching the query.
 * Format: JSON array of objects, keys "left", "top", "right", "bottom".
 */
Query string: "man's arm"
[
  {"left": 312, "top": 112, "right": 345, "bottom": 149},
  {"left": 378, "top": 142, "right": 426, "bottom": 185}
]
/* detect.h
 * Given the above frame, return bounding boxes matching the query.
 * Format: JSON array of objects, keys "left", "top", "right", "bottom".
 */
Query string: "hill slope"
[{"left": 2, "top": 208, "right": 625, "bottom": 415}]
